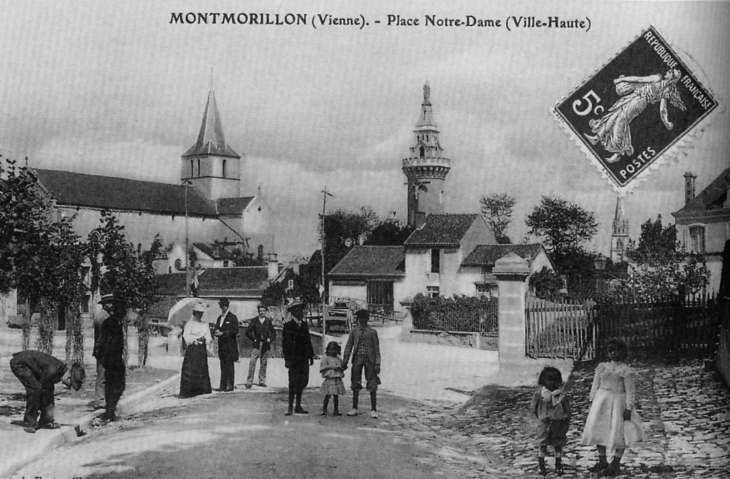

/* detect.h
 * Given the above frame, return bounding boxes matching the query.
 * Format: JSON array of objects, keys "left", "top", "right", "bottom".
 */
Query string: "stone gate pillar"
[{"left": 493, "top": 253, "right": 530, "bottom": 362}]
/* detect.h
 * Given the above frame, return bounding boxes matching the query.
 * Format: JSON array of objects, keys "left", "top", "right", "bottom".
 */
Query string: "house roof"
[
  {"left": 404, "top": 214, "right": 479, "bottom": 246},
  {"left": 462, "top": 244, "right": 545, "bottom": 266},
  {"left": 182, "top": 91, "right": 241, "bottom": 159},
  {"left": 33, "top": 169, "right": 217, "bottom": 217},
  {"left": 672, "top": 167, "right": 730, "bottom": 219},
  {"left": 328, "top": 246, "right": 405, "bottom": 278},
  {"left": 155, "top": 267, "right": 269, "bottom": 297},
  {"left": 193, "top": 243, "right": 236, "bottom": 260},
  {"left": 217, "top": 197, "right": 255, "bottom": 216}
]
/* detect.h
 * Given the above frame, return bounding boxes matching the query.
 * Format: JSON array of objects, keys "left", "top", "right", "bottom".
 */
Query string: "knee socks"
[{"left": 370, "top": 391, "right": 377, "bottom": 411}]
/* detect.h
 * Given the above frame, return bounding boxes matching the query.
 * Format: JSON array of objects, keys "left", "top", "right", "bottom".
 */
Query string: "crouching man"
[{"left": 10, "top": 350, "right": 85, "bottom": 433}]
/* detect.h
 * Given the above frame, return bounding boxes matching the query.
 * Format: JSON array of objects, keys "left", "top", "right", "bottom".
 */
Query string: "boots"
[
  {"left": 538, "top": 457, "right": 547, "bottom": 476},
  {"left": 588, "top": 456, "right": 608, "bottom": 473},
  {"left": 555, "top": 457, "right": 564, "bottom": 476},
  {"left": 602, "top": 457, "right": 621, "bottom": 476},
  {"left": 333, "top": 396, "right": 342, "bottom": 416},
  {"left": 321, "top": 395, "right": 330, "bottom": 416}
]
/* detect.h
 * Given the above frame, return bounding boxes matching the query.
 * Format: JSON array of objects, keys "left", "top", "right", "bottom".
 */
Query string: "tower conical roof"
[{"left": 183, "top": 91, "right": 240, "bottom": 158}]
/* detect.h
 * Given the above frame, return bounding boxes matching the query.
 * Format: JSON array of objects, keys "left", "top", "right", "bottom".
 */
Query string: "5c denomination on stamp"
[{"left": 554, "top": 26, "right": 717, "bottom": 190}]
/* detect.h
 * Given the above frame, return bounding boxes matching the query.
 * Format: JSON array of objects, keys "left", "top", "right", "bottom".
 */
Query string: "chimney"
[
  {"left": 684, "top": 171, "right": 697, "bottom": 205},
  {"left": 267, "top": 253, "right": 278, "bottom": 280}
]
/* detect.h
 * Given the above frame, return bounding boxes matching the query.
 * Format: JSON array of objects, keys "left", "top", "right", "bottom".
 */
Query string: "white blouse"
[{"left": 183, "top": 319, "right": 213, "bottom": 345}]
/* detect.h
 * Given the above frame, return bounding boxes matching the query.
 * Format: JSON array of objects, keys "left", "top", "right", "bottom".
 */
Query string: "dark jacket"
[
  {"left": 215, "top": 311, "right": 239, "bottom": 360},
  {"left": 245, "top": 316, "right": 276, "bottom": 353},
  {"left": 343, "top": 325, "right": 381, "bottom": 366},
  {"left": 10, "top": 351, "right": 68, "bottom": 385},
  {"left": 93, "top": 310, "right": 125, "bottom": 371},
  {"left": 282, "top": 319, "right": 314, "bottom": 367}
]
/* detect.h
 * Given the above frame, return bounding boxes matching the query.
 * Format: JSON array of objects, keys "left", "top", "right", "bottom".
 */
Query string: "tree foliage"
[
  {"left": 529, "top": 267, "right": 564, "bottom": 301},
  {"left": 525, "top": 196, "right": 598, "bottom": 255},
  {"left": 480, "top": 193, "right": 516, "bottom": 244},
  {"left": 364, "top": 218, "right": 414, "bottom": 246}
]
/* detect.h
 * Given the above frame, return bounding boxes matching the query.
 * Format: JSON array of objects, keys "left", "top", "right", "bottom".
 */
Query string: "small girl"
[
  {"left": 531, "top": 366, "right": 572, "bottom": 476},
  {"left": 580, "top": 338, "right": 645, "bottom": 476},
  {"left": 320, "top": 341, "right": 346, "bottom": 416}
]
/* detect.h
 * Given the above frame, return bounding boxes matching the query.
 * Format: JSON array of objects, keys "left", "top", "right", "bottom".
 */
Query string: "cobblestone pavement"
[{"left": 378, "top": 359, "right": 730, "bottom": 478}]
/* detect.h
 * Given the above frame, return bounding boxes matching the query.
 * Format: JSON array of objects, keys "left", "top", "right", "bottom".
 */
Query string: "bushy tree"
[
  {"left": 480, "top": 193, "right": 516, "bottom": 244},
  {"left": 529, "top": 267, "right": 564, "bottom": 301},
  {"left": 365, "top": 218, "right": 414, "bottom": 246}
]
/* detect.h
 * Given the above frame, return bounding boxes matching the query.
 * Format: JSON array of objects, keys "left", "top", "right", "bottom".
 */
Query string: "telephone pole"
[{"left": 321, "top": 187, "right": 333, "bottom": 352}]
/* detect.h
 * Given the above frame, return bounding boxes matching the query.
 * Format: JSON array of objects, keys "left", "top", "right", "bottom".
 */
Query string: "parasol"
[{"left": 166, "top": 298, "right": 223, "bottom": 327}]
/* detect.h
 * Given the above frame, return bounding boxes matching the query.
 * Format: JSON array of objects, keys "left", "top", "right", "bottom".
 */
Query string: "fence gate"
[{"left": 525, "top": 297, "right": 596, "bottom": 361}]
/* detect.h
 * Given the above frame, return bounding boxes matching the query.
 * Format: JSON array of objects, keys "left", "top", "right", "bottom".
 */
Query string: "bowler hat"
[{"left": 218, "top": 297, "right": 230, "bottom": 306}]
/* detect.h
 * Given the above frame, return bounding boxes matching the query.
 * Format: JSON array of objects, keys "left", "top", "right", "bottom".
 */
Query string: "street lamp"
[
  {"left": 321, "top": 187, "right": 333, "bottom": 353},
  {"left": 182, "top": 179, "right": 192, "bottom": 297},
  {"left": 594, "top": 254, "right": 607, "bottom": 271}
]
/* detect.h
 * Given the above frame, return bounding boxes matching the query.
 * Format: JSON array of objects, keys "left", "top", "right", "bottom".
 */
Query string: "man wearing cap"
[
  {"left": 213, "top": 298, "right": 239, "bottom": 391},
  {"left": 244, "top": 304, "right": 276, "bottom": 388},
  {"left": 343, "top": 309, "right": 382, "bottom": 419},
  {"left": 93, "top": 293, "right": 126, "bottom": 422},
  {"left": 10, "top": 350, "right": 85, "bottom": 433},
  {"left": 282, "top": 299, "right": 315, "bottom": 415}
]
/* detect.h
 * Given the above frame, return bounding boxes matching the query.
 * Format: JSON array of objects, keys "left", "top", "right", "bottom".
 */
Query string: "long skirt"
[
  {"left": 180, "top": 343, "right": 212, "bottom": 398},
  {"left": 580, "top": 389, "right": 645, "bottom": 450}
]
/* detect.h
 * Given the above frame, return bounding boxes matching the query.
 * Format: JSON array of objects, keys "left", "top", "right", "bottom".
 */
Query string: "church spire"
[
  {"left": 610, "top": 195, "right": 629, "bottom": 263},
  {"left": 183, "top": 90, "right": 240, "bottom": 159}
]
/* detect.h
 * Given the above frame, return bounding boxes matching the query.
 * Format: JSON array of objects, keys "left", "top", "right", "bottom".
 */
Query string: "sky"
[{"left": 1, "top": 0, "right": 728, "bottom": 259}]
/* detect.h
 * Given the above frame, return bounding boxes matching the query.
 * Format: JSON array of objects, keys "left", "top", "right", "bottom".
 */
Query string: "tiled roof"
[
  {"left": 194, "top": 243, "right": 236, "bottom": 260},
  {"left": 155, "top": 267, "right": 269, "bottom": 296},
  {"left": 462, "top": 244, "right": 544, "bottom": 266},
  {"left": 33, "top": 169, "right": 217, "bottom": 217},
  {"left": 329, "top": 246, "right": 405, "bottom": 277},
  {"left": 404, "top": 214, "right": 479, "bottom": 246},
  {"left": 217, "top": 197, "right": 254, "bottom": 216},
  {"left": 672, "top": 167, "right": 730, "bottom": 219}
]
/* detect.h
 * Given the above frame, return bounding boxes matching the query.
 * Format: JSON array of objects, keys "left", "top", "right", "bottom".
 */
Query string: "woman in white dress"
[{"left": 179, "top": 303, "right": 213, "bottom": 398}]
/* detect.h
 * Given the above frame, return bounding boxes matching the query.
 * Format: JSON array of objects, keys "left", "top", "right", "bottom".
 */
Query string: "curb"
[{"left": 1, "top": 372, "right": 181, "bottom": 479}]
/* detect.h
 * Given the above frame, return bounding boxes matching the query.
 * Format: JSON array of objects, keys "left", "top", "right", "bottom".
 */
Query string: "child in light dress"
[
  {"left": 530, "top": 366, "right": 572, "bottom": 476},
  {"left": 580, "top": 338, "right": 645, "bottom": 476},
  {"left": 320, "top": 341, "right": 346, "bottom": 416}
]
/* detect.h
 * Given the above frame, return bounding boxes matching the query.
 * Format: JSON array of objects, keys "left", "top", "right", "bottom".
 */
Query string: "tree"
[
  {"left": 526, "top": 196, "right": 598, "bottom": 255},
  {"left": 364, "top": 218, "right": 414, "bottom": 246},
  {"left": 480, "top": 193, "right": 516, "bottom": 244},
  {"left": 529, "top": 267, "right": 564, "bottom": 301},
  {"left": 622, "top": 216, "right": 710, "bottom": 298}
]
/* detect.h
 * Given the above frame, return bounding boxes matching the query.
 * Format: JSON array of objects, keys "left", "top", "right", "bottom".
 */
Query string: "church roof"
[
  {"left": 155, "top": 267, "right": 269, "bottom": 297},
  {"left": 182, "top": 91, "right": 241, "bottom": 159},
  {"left": 672, "top": 167, "right": 730, "bottom": 219},
  {"left": 329, "top": 246, "right": 405, "bottom": 277},
  {"left": 33, "top": 168, "right": 217, "bottom": 217},
  {"left": 217, "top": 197, "right": 255, "bottom": 216},
  {"left": 462, "top": 244, "right": 545, "bottom": 267},
  {"left": 404, "top": 214, "right": 480, "bottom": 247}
]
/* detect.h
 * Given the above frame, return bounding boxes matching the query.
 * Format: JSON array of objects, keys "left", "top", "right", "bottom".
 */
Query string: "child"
[
  {"left": 531, "top": 366, "right": 572, "bottom": 476},
  {"left": 320, "top": 341, "right": 346, "bottom": 416},
  {"left": 580, "top": 338, "right": 645, "bottom": 476}
]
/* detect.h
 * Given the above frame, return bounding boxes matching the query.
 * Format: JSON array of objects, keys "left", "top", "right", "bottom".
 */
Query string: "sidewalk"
[{"left": 0, "top": 322, "right": 570, "bottom": 478}]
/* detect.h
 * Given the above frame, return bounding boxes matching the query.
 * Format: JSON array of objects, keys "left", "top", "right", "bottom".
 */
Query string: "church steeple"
[
  {"left": 610, "top": 195, "right": 629, "bottom": 263},
  {"left": 402, "top": 82, "right": 451, "bottom": 228},
  {"left": 181, "top": 90, "right": 242, "bottom": 200}
]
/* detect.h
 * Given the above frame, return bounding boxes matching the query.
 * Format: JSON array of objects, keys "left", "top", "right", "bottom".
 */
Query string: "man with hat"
[
  {"left": 213, "top": 297, "right": 239, "bottom": 391},
  {"left": 93, "top": 293, "right": 126, "bottom": 421},
  {"left": 244, "top": 303, "right": 276, "bottom": 388},
  {"left": 282, "top": 298, "right": 315, "bottom": 415},
  {"left": 10, "top": 350, "right": 85, "bottom": 433},
  {"left": 342, "top": 309, "right": 381, "bottom": 419}
]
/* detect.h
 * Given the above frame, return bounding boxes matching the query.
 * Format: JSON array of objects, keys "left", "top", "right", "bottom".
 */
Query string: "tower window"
[
  {"left": 197, "top": 159, "right": 201, "bottom": 177},
  {"left": 419, "top": 146, "right": 425, "bottom": 157},
  {"left": 689, "top": 226, "right": 705, "bottom": 253},
  {"left": 222, "top": 159, "right": 227, "bottom": 178},
  {"left": 189, "top": 160, "right": 194, "bottom": 177}
]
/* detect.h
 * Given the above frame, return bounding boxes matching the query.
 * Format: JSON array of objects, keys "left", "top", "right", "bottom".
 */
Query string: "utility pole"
[
  {"left": 183, "top": 179, "right": 192, "bottom": 297},
  {"left": 321, "top": 187, "right": 333, "bottom": 353}
]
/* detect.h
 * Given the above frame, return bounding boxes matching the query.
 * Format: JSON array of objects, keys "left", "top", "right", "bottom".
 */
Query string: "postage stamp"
[{"left": 554, "top": 26, "right": 718, "bottom": 191}]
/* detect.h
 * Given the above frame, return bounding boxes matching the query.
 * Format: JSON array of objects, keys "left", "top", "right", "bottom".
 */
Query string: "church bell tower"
[
  {"left": 401, "top": 82, "right": 451, "bottom": 228},
  {"left": 610, "top": 196, "right": 629, "bottom": 263}
]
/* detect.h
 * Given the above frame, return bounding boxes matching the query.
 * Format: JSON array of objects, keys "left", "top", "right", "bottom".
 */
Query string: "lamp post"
[
  {"left": 321, "top": 187, "right": 333, "bottom": 354},
  {"left": 183, "top": 179, "right": 192, "bottom": 297}
]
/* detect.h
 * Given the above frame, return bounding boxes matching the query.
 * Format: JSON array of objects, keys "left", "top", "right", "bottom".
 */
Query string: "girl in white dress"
[{"left": 580, "top": 339, "right": 645, "bottom": 476}]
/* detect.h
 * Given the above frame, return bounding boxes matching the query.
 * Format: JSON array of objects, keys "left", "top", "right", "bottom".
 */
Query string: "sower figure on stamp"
[
  {"left": 342, "top": 309, "right": 381, "bottom": 419},
  {"left": 282, "top": 299, "right": 315, "bottom": 415},
  {"left": 213, "top": 297, "right": 239, "bottom": 392},
  {"left": 93, "top": 293, "right": 126, "bottom": 422},
  {"left": 10, "top": 351, "right": 85, "bottom": 433},
  {"left": 245, "top": 304, "right": 276, "bottom": 389}
]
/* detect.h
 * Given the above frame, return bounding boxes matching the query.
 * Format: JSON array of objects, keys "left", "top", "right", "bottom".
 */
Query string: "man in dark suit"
[
  {"left": 282, "top": 299, "right": 314, "bottom": 415},
  {"left": 93, "top": 293, "right": 126, "bottom": 422},
  {"left": 10, "top": 350, "right": 85, "bottom": 433},
  {"left": 245, "top": 304, "right": 276, "bottom": 388},
  {"left": 214, "top": 297, "right": 239, "bottom": 391},
  {"left": 343, "top": 309, "right": 382, "bottom": 419}
]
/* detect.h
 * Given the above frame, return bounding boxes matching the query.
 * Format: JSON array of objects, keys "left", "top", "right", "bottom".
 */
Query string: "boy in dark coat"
[
  {"left": 343, "top": 309, "right": 382, "bottom": 419},
  {"left": 10, "top": 350, "right": 85, "bottom": 433},
  {"left": 93, "top": 293, "right": 126, "bottom": 422},
  {"left": 245, "top": 304, "right": 276, "bottom": 388},
  {"left": 213, "top": 297, "right": 239, "bottom": 391},
  {"left": 282, "top": 299, "right": 314, "bottom": 415}
]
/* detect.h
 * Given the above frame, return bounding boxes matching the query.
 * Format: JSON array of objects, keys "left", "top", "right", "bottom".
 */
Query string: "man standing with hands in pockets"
[
  {"left": 245, "top": 304, "right": 276, "bottom": 388},
  {"left": 343, "top": 309, "right": 381, "bottom": 419},
  {"left": 213, "top": 298, "right": 239, "bottom": 392}
]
